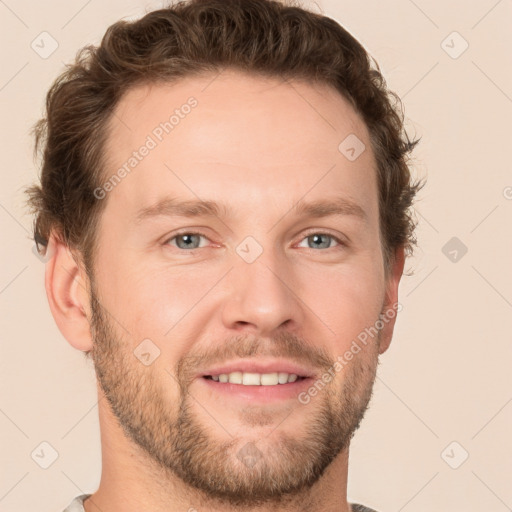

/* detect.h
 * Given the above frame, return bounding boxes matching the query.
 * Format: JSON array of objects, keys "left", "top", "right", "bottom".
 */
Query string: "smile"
[{"left": 204, "top": 371, "right": 306, "bottom": 386}]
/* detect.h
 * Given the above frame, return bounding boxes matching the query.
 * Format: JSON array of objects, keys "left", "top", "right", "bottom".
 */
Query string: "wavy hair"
[{"left": 26, "top": 0, "right": 422, "bottom": 273}]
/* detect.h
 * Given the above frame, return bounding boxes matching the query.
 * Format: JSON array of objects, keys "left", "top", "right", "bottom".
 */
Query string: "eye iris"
[
  {"left": 176, "top": 234, "right": 200, "bottom": 249},
  {"left": 309, "top": 234, "right": 331, "bottom": 249}
]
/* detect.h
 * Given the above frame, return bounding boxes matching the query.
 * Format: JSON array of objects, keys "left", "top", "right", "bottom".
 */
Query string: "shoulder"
[
  {"left": 62, "top": 494, "right": 91, "bottom": 512},
  {"left": 351, "top": 503, "right": 380, "bottom": 512}
]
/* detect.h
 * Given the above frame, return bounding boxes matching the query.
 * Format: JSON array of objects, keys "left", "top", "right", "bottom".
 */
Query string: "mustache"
[{"left": 175, "top": 331, "right": 334, "bottom": 387}]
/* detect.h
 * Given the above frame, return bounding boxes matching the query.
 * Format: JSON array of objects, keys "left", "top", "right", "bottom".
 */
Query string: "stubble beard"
[{"left": 88, "top": 285, "right": 380, "bottom": 509}]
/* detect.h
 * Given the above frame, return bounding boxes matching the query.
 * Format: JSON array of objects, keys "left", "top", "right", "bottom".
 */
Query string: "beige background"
[{"left": 1, "top": 0, "right": 511, "bottom": 511}]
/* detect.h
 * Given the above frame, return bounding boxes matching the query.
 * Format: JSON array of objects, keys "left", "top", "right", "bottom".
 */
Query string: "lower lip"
[{"left": 199, "top": 376, "right": 313, "bottom": 403}]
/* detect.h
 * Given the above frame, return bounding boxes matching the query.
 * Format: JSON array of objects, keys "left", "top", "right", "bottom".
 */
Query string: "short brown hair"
[{"left": 26, "top": 0, "right": 422, "bottom": 274}]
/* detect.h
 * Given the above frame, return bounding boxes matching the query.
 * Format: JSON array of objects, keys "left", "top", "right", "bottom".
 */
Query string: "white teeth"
[
  {"left": 260, "top": 373, "right": 279, "bottom": 385},
  {"left": 242, "top": 373, "right": 261, "bottom": 385},
  {"left": 278, "top": 372, "right": 289, "bottom": 384},
  {"left": 229, "top": 371, "right": 243, "bottom": 384},
  {"left": 210, "top": 372, "right": 301, "bottom": 385}
]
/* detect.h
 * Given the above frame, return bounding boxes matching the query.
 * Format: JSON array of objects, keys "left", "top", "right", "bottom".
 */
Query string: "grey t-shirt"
[
  {"left": 63, "top": 494, "right": 378, "bottom": 511},
  {"left": 62, "top": 494, "right": 90, "bottom": 512}
]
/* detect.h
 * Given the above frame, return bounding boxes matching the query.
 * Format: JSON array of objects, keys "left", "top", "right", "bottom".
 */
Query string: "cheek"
[
  {"left": 299, "top": 264, "right": 385, "bottom": 349},
  {"left": 95, "top": 234, "right": 385, "bottom": 355},
  {"left": 101, "top": 259, "right": 216, "bottom": 345}
]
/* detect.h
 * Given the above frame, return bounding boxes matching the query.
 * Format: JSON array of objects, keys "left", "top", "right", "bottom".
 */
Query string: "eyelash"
[{"left": 163, "top": 230, "right": 347, "bottom": 252}]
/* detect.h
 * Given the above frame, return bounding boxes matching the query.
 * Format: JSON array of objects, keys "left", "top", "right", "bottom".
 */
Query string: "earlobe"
[
  {"left": 45, "top": 234, "right": 93, "bottom": 352},
  {"left": 378, "top": 246, "right": 406, "bottom": 355}
]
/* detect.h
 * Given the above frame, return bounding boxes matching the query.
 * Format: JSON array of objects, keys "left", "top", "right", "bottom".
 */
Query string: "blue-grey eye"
[
  {"left": 169, "top": 233, "right": 206, "bottom": 250},
  {"left": 298, "top": 233, "right": 341, "bottom": 249}
]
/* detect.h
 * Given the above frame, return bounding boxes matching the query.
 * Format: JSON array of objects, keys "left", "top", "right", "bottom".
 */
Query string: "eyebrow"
[
  {"left": 294, "top": 197, "right": 367, "bottom": 223},
  {"left": 136, "top": 197, "right": 230, "bottom": 223},
  {"left": 135, "top": 196, "right": 367, "bottom": 224}
]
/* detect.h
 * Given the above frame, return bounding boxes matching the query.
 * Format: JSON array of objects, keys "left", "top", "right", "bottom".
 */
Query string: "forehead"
[{"left": 102, "top": 70, "right": 378, "bottom": 221}]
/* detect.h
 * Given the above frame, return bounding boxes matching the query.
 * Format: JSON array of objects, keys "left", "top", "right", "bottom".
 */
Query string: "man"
[{"left": 27, "top": 0, "right": 421, "bottom": 511}]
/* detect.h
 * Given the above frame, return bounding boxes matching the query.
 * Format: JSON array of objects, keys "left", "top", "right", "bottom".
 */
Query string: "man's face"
[{"left": 88, "top": 70, "right": 397, "bottom": 506}]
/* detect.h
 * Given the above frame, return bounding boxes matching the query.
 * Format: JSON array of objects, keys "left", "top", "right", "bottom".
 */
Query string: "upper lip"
[{"left": 198, "top": 359, "right": 317, "bottom": 379}]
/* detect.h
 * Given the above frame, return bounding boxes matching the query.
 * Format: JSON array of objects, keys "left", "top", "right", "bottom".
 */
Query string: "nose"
[{"left": 221, "top": 245, "right": 304, "bottom": 336}]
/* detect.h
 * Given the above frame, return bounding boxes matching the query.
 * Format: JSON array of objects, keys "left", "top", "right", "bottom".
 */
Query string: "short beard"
[{"left": 89, "top": 284, "right": 380, "bottom": 509}]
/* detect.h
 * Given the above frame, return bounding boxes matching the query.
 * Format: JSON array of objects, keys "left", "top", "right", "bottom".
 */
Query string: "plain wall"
[{"left": 1, "top": 1, "right": 511, "bottom": 511}]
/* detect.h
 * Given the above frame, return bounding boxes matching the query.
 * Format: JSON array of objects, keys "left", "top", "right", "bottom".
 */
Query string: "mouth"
[
  {"left": 203, "top": 372, "right": 308, "bottom": 386},
  {"left": 197, "top": 362, "right": 316, "bottom": 403}
]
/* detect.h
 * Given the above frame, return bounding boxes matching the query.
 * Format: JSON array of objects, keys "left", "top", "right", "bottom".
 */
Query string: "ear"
[
  {"left": 45, "top": 234, "right": 93, "bottom": 352},
  {"left": 378, "top": 246, "right": 405, "bottom": 355}
]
